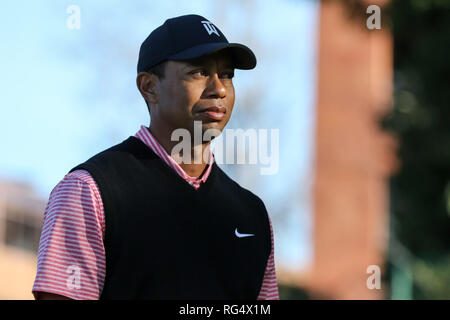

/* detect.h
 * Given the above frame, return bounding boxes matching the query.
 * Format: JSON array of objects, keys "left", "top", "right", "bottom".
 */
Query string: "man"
[{"left": 33, "top": 14, "right": 278, "bottom": 300}]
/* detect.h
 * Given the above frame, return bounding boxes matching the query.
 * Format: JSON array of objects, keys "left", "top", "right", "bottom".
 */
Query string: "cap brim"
[{"left": 167, "top": 42, "right": 256, "bottom": 70}]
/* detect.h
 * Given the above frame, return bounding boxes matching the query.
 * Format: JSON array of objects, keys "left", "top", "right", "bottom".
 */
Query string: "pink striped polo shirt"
[{"left": 32, "top": 125, "right": 279, "bottom": 300}]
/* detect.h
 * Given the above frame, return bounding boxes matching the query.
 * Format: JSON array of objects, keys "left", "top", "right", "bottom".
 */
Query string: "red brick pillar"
[{"left": 308, "top": 0, "right": 396, "bottom": 299}]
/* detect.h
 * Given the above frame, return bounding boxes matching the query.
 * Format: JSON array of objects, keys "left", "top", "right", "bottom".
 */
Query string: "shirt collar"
[{"left": 135, "top": 125, "right": 214, "bottom": 188}]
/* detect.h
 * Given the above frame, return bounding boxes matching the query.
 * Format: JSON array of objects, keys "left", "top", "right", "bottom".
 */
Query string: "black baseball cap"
[{"left": 137, "top": 14, "right": 257, "bottom": 73}]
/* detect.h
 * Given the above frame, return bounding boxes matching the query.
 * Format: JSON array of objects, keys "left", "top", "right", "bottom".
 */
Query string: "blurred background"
[{"left": 0, "top": 0, "right": 449, "bottom": 299}]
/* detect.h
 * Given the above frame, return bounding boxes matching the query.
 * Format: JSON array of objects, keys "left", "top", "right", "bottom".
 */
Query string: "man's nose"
[{"left": 205, "top": 73, "right": 226, "bottom": 98}]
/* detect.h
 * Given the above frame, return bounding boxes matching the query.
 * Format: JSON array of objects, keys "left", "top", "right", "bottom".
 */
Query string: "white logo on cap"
[{"left": 201, "top": 20, "right": 219, "bottom": 37}]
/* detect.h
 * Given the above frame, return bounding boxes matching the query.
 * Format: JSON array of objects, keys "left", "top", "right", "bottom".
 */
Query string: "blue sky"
[{"left": 0, "top": 0, "right": 319, "bottom": 271}]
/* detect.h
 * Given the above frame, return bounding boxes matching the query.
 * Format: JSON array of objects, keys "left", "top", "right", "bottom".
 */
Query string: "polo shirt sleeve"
[
  {"left": 257, "top": 214, "right": 279, "bottom": 300},
  {"left": 32, "top": 170, "right": 106, "bottom": 300}
]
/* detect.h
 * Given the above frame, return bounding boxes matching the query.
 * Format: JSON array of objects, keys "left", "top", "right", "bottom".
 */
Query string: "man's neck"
[{"left": 147, "top": 124, "right": 211, "bottom": 178}]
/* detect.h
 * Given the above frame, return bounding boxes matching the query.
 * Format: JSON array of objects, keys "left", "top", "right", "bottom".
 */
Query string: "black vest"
[{"left": 69, "top": 136, "right": 271, "bottom": 299}]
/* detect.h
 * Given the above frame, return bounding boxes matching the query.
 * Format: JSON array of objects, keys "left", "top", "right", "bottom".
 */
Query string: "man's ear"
[{"left": 136, "top": 72, "right": 159, "bottom": 105}]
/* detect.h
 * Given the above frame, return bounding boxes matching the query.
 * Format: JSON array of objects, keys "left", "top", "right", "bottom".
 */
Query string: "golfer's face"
[{"left": 158, "top": 51, "right": 236, "bottom": 136}]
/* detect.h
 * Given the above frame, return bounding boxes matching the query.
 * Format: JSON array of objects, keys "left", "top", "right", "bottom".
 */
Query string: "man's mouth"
[
  {"left": 197, "top": 106, "right": 226, "bottom": 121},
  {"left": 201, "top": 110, "right": 225, "bottom": 120}
]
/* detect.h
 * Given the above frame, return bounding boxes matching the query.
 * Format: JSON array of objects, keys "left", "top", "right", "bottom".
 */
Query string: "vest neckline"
[{"left": 129, "top": 136, "right": 216, "bottom": 193}]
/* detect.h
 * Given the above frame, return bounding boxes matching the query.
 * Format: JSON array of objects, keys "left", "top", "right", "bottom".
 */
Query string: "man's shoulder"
[
  {"left": 239, "top": 184, "right": 267, "bottom": 211},
  {"left": 213, "top": 164, "right": 267, "bottom": 210},
  {"left": 69, "top": 136, "right": 155, "bottom": 173},
  {"left": 87, "top": 136, "right": 147, "bottom": 160}
]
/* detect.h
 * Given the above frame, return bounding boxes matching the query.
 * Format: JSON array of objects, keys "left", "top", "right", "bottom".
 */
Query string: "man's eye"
[
  {"left": 221, "top": 71, "right": 234, "bottom": 79},
  {"left": 191, "top": 70, "right": 208, "bottom": 77}
]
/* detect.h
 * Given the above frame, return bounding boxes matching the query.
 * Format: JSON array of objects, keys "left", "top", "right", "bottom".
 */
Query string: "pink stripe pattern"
[
  {"left": 32, "top": 126, "right": 278, "bottom": 299},
  {"left": 257, "top": 214, "right": 279, "bottom": 300},
  {"left": 135, "top": 125, "right": 213, "bottom": 189}
]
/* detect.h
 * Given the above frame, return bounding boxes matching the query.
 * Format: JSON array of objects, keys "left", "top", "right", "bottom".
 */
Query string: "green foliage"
[
  {"left": 380, "top": 1, "right": 450, "bottom": 299},
  {"left": 413, "top": 255, "right": 450, "bottom": 299},
  {"left": 278, "top": 283, "right": 310, "bottom": 300}
]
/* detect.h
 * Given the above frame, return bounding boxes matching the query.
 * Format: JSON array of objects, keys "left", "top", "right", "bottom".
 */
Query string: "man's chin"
[
  {"left": 184, "top": 119, "right": 226, "bottom": 141},
  {"left": 200, "top": 122, "right": 224, "bottom": 138}
]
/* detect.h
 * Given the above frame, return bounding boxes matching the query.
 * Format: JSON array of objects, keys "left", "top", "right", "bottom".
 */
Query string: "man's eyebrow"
[{"left": 183, "top": 61, "right": 204, "bottom": 68}]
